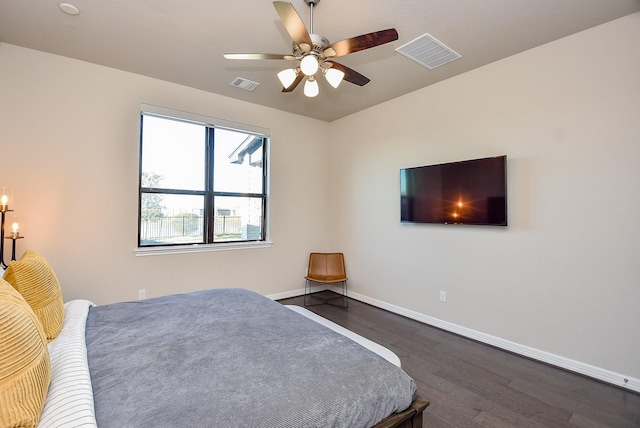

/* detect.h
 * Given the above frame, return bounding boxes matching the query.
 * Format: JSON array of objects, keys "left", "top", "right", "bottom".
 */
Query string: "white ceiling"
[{"left": 1, "top": 0, "right": 639, "bottom": 122}]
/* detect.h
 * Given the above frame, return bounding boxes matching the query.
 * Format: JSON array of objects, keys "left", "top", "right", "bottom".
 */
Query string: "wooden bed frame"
[{"left": 374, "top": 396, "right": 429, "bottom": 428}]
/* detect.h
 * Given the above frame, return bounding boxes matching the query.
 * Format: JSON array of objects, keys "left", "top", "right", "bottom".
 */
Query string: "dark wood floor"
[{"left": 278, "top": 292, "right": 640, "bottom": 427}]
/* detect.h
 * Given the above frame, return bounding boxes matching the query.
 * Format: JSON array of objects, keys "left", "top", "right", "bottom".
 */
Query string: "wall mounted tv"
[{"left": 400, "top": 155, "right": 507, "bottom": 226}]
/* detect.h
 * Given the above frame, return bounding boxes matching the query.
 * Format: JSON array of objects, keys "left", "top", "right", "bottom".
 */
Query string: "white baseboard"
[
  {"left": 346, "top": 289, "right": 640, "bottom": 394},
  {"left": 269, "top": 287, "right": 639, "bottom": 394},
  {"left": 266, "top": 284, "right": 329, "bottom": 301}
]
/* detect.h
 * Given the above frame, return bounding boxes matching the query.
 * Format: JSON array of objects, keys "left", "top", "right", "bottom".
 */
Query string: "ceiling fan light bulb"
[
  {"left": 277, "top": 68, "right": 298, "bottom": 89},
  {"left": 300, "top": 55, "right": 319, "bottom": 76},
  {"left": 304, "top": 77, "right": 319, "bottom": 97},
  {"left": 324, "top": 68, "right": 345, "bottom": 88}
]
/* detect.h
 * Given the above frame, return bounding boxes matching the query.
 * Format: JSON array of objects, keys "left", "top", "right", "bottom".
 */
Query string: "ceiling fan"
[{"left": 223, "top": 0, "right": 398, "bottom": 97}]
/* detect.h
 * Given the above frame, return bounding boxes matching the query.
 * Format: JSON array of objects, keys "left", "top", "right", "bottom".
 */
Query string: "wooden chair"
[{"left": 304, "top": 252, "right": 348, "bottom": 308}]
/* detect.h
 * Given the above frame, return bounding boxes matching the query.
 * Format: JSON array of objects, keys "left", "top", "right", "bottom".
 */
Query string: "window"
[{"left": 138, "top": 106, "right": 268, "bottom": 249}]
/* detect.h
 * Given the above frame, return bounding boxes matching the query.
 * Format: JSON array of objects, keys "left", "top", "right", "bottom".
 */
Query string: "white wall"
[
  {"left": 0, "top": 43, "right": 331, "bottom": 304},
  {"left": 328, "top": 13, "right": 640, "bottom": 381},
  {"left": 1, "top": 12, "right": 638, "bottom": 387}
]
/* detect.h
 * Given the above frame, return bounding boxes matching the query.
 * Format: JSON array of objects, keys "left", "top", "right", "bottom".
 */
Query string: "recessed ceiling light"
[{"left": 59, "top": 3, "right": 80, "bottom": 15}]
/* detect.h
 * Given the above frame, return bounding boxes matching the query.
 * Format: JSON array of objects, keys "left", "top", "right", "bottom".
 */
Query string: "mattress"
[{"left": 38, "top": 289, "right": 416, "bottom": 428}]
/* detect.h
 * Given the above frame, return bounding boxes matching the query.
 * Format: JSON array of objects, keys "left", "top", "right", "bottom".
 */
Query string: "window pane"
[
  {"left": 140, "top": 193, "right": 205, "bottom": 245},
  {"left": 214, "top": 196, "right": 263, "bottom": 242},
  {"left": 139, "top": 107, "right": 268, "bottom": 248},
  {"left": 141, "top": 115, "right": 206, "bottom": 191},
  {"left": 214, "top": 129, "right": 264, "bottom": 194}
]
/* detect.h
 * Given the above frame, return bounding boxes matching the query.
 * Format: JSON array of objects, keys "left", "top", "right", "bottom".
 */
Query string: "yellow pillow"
[
  {"left": 0, "top": 278, "right": 51, "bottom": 428},
  {"left": 3, "top": 249, "right": 65, "bottom": 341}
]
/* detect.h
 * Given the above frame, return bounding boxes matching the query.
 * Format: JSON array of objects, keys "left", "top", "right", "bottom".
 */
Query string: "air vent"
[
  {"left": 395, "top": 33, "right": 461, "bottom": 70},
  {"left": 230, "top": 77, "right": 260, "bottom": 91}
]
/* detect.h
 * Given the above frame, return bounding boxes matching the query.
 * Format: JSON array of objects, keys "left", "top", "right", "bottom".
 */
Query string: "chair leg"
[
  {"left": 342, "top": 280, "right": 348, "bottom": 308},
  {"left": 304, "top": 279, "right": 325, "bottom": 307},
  {"left": 333, "top": 280, "right": 347, "bottom": 308},
  {"left": 304, "top": 279, "right": 310, "bottom": 306},
  {"left": 304, "top": 280, "right": 348, "bottom": 308},
  {"left": 324, "top": 280, "right": 347, "bottom": 308}
]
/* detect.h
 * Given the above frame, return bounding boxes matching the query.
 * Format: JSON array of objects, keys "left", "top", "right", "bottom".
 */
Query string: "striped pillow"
[
  {"left": 38, "top": 300, "right": 97, "bottom": 428},
  {"left": 3, "top": 249, "right": 65, "bottom": 342},
  {"left": 38, "top": 299, "right": 97, "bottom": 428},
  {"left": 0, "top": 278, "right": 51, "bottom": 428}
]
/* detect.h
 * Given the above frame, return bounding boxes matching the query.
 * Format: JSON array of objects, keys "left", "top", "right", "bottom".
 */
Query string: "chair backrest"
[{"left": 307, "top": 253, "right": 347, "bottom": 282}]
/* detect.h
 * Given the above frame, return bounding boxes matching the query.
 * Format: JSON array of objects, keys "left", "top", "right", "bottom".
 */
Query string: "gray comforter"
[{"left": 85, "top": 288, "right": 417, "bottom": 428}]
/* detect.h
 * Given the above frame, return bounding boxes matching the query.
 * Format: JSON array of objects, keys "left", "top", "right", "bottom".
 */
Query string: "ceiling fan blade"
[
  {"left": 282, "top": 71, "right": 304, "bottom": 92},
  {"left": 326, "top": 28, "right": 399, "bottom": 58},
  {"left": 326, "top": 61, "right": 370, "bottom": 86},
  {"left": 273, "top": 1, "right": 312, "bottom": 47},
  {"left": 224, "top": 53, "right": 294, "bottom": 60}
]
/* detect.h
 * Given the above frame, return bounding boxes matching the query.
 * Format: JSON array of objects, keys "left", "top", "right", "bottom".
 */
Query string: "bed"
[{"left": 2, "top": 254, "right": 427, "bottom": 428}]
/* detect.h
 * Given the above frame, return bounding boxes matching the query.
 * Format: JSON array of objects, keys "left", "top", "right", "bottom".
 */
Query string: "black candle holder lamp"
[{"left": 1, "top": 188, "right": 24, "bottom": 268}]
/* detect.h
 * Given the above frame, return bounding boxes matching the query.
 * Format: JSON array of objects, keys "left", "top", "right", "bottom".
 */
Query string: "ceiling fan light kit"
[
  {"left": 224, "top": 0, "right": 398, "bottom": 98},
  {"left": 304, "top": 76, "right": 319, "bottom": 97},
  {"left": 277, "top": 68, "right": 299, "bottom": 89},
  {"left": 324, "top": 67, "right": 345, "bottom": 88},
  {"left": 300, "top": 55, "right": 319, "bottom": 76}
]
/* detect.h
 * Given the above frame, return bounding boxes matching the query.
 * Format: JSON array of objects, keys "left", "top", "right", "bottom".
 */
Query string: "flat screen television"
[{"left": 400, "top": 155, "right": 507, "bottom": 226}]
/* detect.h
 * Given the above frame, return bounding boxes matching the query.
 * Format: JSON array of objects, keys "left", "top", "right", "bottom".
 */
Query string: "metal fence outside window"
[{"left": 140, "top": 215, "right": 242, "bottom": 241}]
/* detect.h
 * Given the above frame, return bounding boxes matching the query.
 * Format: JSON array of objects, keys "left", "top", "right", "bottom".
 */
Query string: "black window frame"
[{"left": 138, "top": 109, "right": 269, "bottom": 248}]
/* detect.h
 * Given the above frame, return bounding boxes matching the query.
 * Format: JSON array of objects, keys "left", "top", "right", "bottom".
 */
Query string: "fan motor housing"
[
  {"left": 310, "top": 33, "right": 330, "bottom": 49},
  {"left": 293, "top": 33, "right": 330, "bottom": 56}
]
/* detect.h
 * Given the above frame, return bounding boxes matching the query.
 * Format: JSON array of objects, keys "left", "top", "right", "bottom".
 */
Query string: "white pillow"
[{"left": 38, "top": 299, "right": 97, "bottom": 428}]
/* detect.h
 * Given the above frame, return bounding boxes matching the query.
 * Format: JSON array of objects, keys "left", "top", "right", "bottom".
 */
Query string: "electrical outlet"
[
  {"left": 439, "top": 291, "right": 447, "bottom": 302},
  {"left": 138, "top": 289, "right": 146, "bottom": 300}
]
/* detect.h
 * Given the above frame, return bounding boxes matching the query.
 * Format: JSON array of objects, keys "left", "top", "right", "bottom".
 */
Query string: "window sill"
[{"left": 134, "top": 241, "right": 273, "bottom": 257}]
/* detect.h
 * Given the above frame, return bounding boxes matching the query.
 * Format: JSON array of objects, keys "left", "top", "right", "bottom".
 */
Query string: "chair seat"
[{"left": 305, "top": 275, "right": 346, "bottom": 283}]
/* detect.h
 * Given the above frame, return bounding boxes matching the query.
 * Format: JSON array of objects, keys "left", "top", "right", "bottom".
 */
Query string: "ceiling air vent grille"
[
  {"left": 230, "top": 77, "right": 260, "bottom": 91},
  {"left": 395, "top": 33, "right": 461, "bottom": 70}
]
